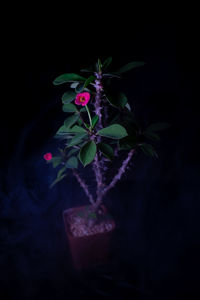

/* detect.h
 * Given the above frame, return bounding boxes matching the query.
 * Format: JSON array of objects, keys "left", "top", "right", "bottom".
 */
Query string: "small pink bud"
[{"left": 43, "top": 153, "right": 52, "bottom": 161}]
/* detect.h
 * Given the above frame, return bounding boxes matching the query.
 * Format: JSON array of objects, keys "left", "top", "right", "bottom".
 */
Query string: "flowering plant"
[{"left": 44, "top": 58, "right": 169, "bottom": 214}]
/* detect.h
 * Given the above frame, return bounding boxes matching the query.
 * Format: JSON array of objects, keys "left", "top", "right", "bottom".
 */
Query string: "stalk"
[
  {"left": 72, "top": 169, "right": 95, "bottom": 205},
  {"left": 102, "top": 149, "right": 135, "bottom": 197},
  {"left": 92, "top": 71, "right": 104, "bottom": 210},
  {"left": 85, "top": 105, "right": 92, "bottom": 129}
]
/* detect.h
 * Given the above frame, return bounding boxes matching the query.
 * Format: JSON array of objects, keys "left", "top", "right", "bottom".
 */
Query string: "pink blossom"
[
  {"left": 43, "top": 153, "right": 52, "bottom": 161},
  {"left": 75, "top": 92, "right": 90, "bottom": 106}
]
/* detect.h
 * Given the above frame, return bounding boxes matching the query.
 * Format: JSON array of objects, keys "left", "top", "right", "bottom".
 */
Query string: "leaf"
[
  {"left": 141, "top": 143, "right": 158, "bottom": 158},
  {"left": 125, "top": 102, "right": 131, "bottom": 111},
  {"left": 66, "top": 156, "right": 78, "bottom": 168},
  {"left": 80, "top": 64, "right": 96, "bottom": 73},
  {"left": 91, "top": 115, "right": 99, "bottom": 128},
  {"left": 56, "top": 125, "right": 72, "bottom": 135},
  {"left": 98, "top": 143, "right": 114, "bottom": 160},
  {"left": 67, "top": 148, "right": 79, "bottom": 157},
  {"left": 143, "top": 131, "right": 160, "bottom": 141},
  {"left": 97, "top": 124, "right": 128, "bottom": 139},
  {"left": 115, "top": 61, "right": 145, "bottom": 74},
  {"left": 146, "top": 122, "right": 171, "bottom": 132},
  {"left": 62, "top": 103, "right": 77, "bottom": 113},
  {"left": 53, "top": 73, "right": 86, "bottom": 85},
  {"left": 70, "top": 82, "right": 79, "bottom": 89},
  {"left": 103, "top": 73, "right": 121, "bottom": 78},
  {"left": 77, "top": 119, "right": 83, "bottom": 126},
  {"left": 75, "top": 82, "right": 85, "bottom": 93},
  {"left": 79, "top": 141, "right": 97, "bottom": 167},
  {"left": 80, "top": 107, "right": 86, "bottom": 112},
  {"left": 98, "top": 58, "right": 102, "bottom": 72},
  {"left": 84, "top": 75, "right": 95, "bottom": 88},
  {"left": 102, "top": 57, "right": 112, "bottom": 71},
  {"left": 64, "top": 115, "right": 79, "bottom": 128},
  {"left": 50, "top": 166, "right": 67, "bottom": 188},
  {"left": 66, "top": 133, "right": 87, "bottom": 147},
  {"left": 69, "top": 125, "right": 87, "bottom": 133},
  {"left": 50, "top": 174, "right": 66, "bottom": 189},
  {"left": 62, "top": 91, "right": 76, "bottom": 104},
  {"left": 105, "top": 92, "right": 128, "bottom": 108},
  {"left": 57, "top": 166, "right": 67, "bottom": 178},
  {"left": 47, "top": 156, "right": 62, "bottom": 168}
]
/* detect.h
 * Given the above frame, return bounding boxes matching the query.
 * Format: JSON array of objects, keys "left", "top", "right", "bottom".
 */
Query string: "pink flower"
[
  {"left": 43, "top": 153, "right": 52, "bottom": 161},
  {"left": 75, "top": 92, "right": 90, "bottom": 106}
]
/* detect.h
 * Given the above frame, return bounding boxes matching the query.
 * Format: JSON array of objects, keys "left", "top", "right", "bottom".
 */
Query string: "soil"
[{"left": 66, "top": 205, "right": 115, "bottom": 238}]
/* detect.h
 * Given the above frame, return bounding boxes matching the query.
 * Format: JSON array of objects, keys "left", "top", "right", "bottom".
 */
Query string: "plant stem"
[
  {"left": 92, "top": 71, "right": 104, "bottom": 208},
  {"left": 92, "top": 153, "right": 104, "bottom": 202},
  {"left": 72, "top": 169, "right": 95, "bottom": 205},
  {"left": 102, "top": 149, "right": 135, "bottom": 198},
  {"left": 85, "top": 105, "right": 92, "bottom": 129},
  {"left": 94, "top": 72, "right": 103, "bottom": 131}
]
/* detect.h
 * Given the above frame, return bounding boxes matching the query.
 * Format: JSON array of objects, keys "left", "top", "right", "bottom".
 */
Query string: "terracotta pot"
[{"left": 63, "top": 204, "right": 116, "bottom": 270}]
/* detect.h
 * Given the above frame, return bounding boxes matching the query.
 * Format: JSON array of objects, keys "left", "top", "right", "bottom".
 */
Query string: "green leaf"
[
  {"left": 62, "top": 91, "right": 76, "bottom": 104},
  {"left": 98, "top": 58, "right": 102, "bottom": 72},
  {"left": 64, "top": 115, "right": 79, "bottom": 128},
  {"left": 67, "top": 148, "right": 79, "bottom": 157},
  {"left": 79, "top": 141, "right": 97, "bottom": 167},
  {"left": 62, "top": 103, "right": 77, "bottom": 113},
  {"left": 77, "top": 118, "right": 83, "bottom": 126},
  {"left": 47, "top": 156, "right": 62, "bottom": 168},
  {"left": 102, "top": 57, "right": 112, "bottom": 71},
  {"left": 103, "top": 73, "right": 121, "bottom": 78},
  {"left": 91, "top": 115, "right": 99, "bottom": 128},
  {"left": 70, "top": 82, "right": 79, "bottom": 89},
  {"left": 141, "top": 143, "right": 158, "bottom": 158},
  {"left": 50, "top": 174, "right": 66, "bottom": 189},
  {"left": 69, "top": 125, "right": 87, "bottom": 133},
  {"left": 80, "top": 107, "right": 86, "bottom": 112},
  {"left": 67, "top": 133, "right": 87, "bottom": 147},
  {"left": 143, "top": 131, "right": 160, "bottom": 141},
  {"left": 75, "top": 82, "right": 85, "bottom": 93},
  {"left": 66, "top": 156, "right": 78, "bottom": 168},
  {"left": 80, "top": 64, "right": 96, "bottom": 73},
  {"left": 53, "top": 73, "right": 86, "bottom": 85},
  {"left": 115, "top": 61, "right": 145, "bottom": 74},
  {"left": 50, "top": 165, "right": 67, "bottom": 188},
  {"left": 97, "top": 124, "right": 128, "bottom": 139},
  {"left": 146, "top": 123, "right": 171, "bottom": 132},
  {"left": 84, "top": 75, "right": 95, "bottom": 88},
  {"left": 125, "top": 102, "right": 131, "bottom": 111},
  {"left": 56, "top": 125, "right": 72, "bottom": 135},
  {"left": 98, "top": 143, "right": 114, "bottom": 160},
  {"left": 106, "top": 92, "right": 128, "bottom": 108},
  {"left": 57, "top": 166, "right": 67, "bottom": 178}
]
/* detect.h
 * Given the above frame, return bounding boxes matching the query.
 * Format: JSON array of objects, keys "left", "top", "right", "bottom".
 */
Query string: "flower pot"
[{"left": 63, "top": 204, "right": 116, "bottom": 270}]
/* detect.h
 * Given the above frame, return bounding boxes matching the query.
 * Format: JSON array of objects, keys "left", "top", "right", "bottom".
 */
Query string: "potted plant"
[{"left": 44, "top": 57, "right": 169, "bottom": 270}]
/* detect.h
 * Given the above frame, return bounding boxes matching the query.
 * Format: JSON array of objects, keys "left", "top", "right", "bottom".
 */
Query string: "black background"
[{"left": 0, "top": 16, "right": 200, "bottom": 300}]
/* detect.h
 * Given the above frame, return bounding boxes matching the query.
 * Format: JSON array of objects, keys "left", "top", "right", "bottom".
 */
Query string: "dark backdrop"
[{"left": 0, "top": 21, "right": 200, "bottom": 299}]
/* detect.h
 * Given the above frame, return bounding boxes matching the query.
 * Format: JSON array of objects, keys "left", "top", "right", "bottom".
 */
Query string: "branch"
[
  {"left": 72, "top": 169, "right": 95, "bottom": 205},
  {"left": 102, "top": 149, "right": 135, "bottom": 197},
  {"left": 92, "top": 153, "right": 104, "bottom": 203},
  {"left": 94, "top": 72, "right": 103, "bottom": 131},
  {"left": 91, "top": 71, "right": 105, "bottom": 207}
]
